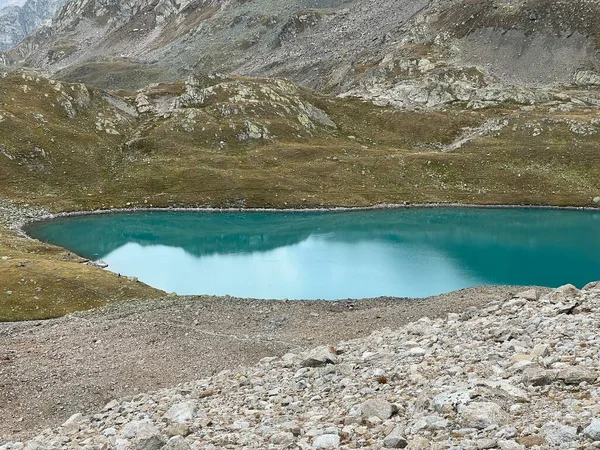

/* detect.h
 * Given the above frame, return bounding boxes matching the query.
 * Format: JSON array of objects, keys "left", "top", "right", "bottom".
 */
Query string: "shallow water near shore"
[{"left": 25, "top": 207, "right": 600, "bottom": 299}]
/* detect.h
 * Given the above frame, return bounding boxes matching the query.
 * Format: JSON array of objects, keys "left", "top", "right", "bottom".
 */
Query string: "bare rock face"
[
  {"left": 1, "top": 0, "right": 599, "bottom": 113},
  {"left": 0, "top": 0, "right": 67, "bottom": 51}
]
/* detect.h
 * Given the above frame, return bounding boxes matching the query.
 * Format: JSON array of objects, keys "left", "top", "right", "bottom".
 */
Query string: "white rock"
[
  {"left": 360, "top": 398, "right": 396, "bottom": 420},
  {"left": 270, "top": 431, "right": 295, "bottom": 445},
  {"left": 383, "top": 425, "right": 408, "bottom": 448},
  {"left": 120, "top": 420, "right": 166, "bottom": 450},
  {"left": 301, "top": 346, "right": 338, "bottom": 367},
  {"left": 313, "top": 434, "right": 340, "bottom": 448},
  {"left": 515, "top": 288, "right": 539, "bottom": 301},
  {"left": 584, "top": 418, "right": 600, "bottom": 441},
  {"left": 163, "top": 401, "right": 197, "bottom": 423},
  {"left": 163, "top": 436, "right": 191, "bottom": 450},
  {"left": 540, "top": 422, "right": 577, "bottom": 448},
  {"left": 459, "top": 402, "right": 508, "bottom": 429},
  {"left": 433, "top": 390, "right": 470, "bottom": 413}
]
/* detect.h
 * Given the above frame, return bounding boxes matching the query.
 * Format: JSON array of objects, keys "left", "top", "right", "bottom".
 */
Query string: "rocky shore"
[{"left": 3, "top": 282, "right": 599, "bottom": 449}]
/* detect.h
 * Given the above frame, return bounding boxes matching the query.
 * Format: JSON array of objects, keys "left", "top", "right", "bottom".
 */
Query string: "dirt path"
[{"left": 0, "top": 286, "right": 539, "bottom": 442}]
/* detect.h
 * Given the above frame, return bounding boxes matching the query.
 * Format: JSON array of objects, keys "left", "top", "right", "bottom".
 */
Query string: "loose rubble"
[
  {"left": 0, "top": 199, "right": 49, "bottom": 235},
  {"left": 3, "top": 282, "right": 600, "bottom": 449}
]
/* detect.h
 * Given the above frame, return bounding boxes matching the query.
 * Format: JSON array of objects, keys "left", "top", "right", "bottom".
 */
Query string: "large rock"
[
  {"left": 406, "top": 436, "right": 431, "bottom": 450},
  {"left": 514, "top": 288, "right": 539, "bottom": 301},
  {"left": 163, "top": 436, "right": 191, "bottom": 450},
  {"left": 540, "top": 422, "right": 577, "bottom": 448},
  {"left": 584, "top": 281, "right": 600, "bottom": 290},
  {"left": 383, "top": 425, "right": 408, "bottom": 448},
  {"left": 433, "top": 390, "right": 470, "bottom": 413},
  {"left": 163, "top": 401, "right": 198, "bottom": 423},
  {"left": 574, "top": 70, "right": 600, "bottom": 87},
  {"left": 300, "top": 346, "right": 338, "bottom": 368},
  {"left": 459, "top": 402, "right": 508, "bottom": 429},
  {"left": 584, "top": 418, "right": 600, "bottom": 441},
  {"left": 120, "top": 420, "right": 166, "bottom": 450},
  {"left": 521, "top": 366, "right": 557, "bottom": 386},
  {"left": 313, "top": 434, "right": 340, "bottom": 448},
  {"left": 360, "top": 399, "right": 397, "bottom": 420},
  {"left": 556, "top": 367, "right": 597, "bottom": 385},
  {"left": 541, "top": 284, "right": 580, "bottom": 303}
]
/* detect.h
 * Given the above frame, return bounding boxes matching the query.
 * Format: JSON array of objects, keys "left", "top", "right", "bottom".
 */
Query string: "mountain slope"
[
  {"left": 0, "top": 0, "right": 66, "bottom": 51},
  {"left": 2, "top": 0, "right": 600, "bottom": 98}
]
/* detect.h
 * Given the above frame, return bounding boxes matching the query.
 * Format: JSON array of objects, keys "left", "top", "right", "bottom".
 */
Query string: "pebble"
[{"left": 4, "top": 283, "right": 600, "bottom": 449}]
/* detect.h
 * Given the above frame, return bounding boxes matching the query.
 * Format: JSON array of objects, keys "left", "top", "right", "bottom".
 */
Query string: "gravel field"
[{"left": 0, "top": 286, "right": 524, "bottom": 442}]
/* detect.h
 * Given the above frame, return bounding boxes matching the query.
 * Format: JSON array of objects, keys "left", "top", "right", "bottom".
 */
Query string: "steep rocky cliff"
[{"left": 0, "top": 0, "right": 66, "bottom": 50}]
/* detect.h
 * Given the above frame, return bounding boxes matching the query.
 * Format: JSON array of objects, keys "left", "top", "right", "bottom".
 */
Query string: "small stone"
[
  {"left": 360, "top": 399, "right": 397, "bottom": 420},
  {"left": 540, "top": 422, "right": 577, "bottom": 448},
  {"left": 103, "top": 399, "right": 119, "bottom": 411},
  {"left": 407, "top": 347, "right": 427, "bottom": 357},
  {"left": 584, "top": 418, "right": 600, "bottom": 441},
  {"left": 61, "top": 413, "right": 83, "bottom": 427},
  {"left": 383, "top": 425, "right": 407, "bottom": 448},
  {"left": 459, "top": 402, "right": 508, "bottom": 429},
  {"left": 313, "top": 434, "right": 340, "bottom": 448},
  {"left": 511, "top": 354, "right": 535, "bottom": 364},
  {"left": 61, "top": 413, "right": 84, "bottom": 434},
  {"left": 231, "top": 419, "right": 250, "bottom": 430},
  {"left": 414, "top": 415, "right": 450, "bottom": 431}
]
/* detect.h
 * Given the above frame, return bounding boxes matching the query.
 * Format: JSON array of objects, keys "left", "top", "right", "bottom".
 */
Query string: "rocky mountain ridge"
[
  {"left": 3, "top": 282, "right": 600, "bottom": 449},
  {"left": 0, "top": 0, "right": 66, "bottom": 51},
  {"left": 2, "top": 0, "right": 600, "bottom": 103}
]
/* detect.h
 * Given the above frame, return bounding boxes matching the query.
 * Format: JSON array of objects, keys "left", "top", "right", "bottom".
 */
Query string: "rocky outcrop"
[
  {"left": 4, "top": 282, "right": 600, "bottom": 448},
  {"left": 1, "top": 0, "right": 598, "bottom": 114},
  {"left": 0, "top": 0, "right": 66, "bottom": 50}
]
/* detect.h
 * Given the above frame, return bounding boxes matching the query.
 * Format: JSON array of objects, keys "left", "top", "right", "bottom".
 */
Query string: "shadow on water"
[{"left": 25, "top": 208, "right": 600, "bottom": 298}]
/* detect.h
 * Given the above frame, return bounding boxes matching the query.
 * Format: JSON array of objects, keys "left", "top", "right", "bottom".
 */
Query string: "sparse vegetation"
[{"left": 0, "top": 71, "right": 599, "bottom": 321}]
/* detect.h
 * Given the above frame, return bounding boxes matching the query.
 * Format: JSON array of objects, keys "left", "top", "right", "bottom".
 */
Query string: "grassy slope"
[{"left": 0, "top": 72, "right": 599, "bottom": 320}]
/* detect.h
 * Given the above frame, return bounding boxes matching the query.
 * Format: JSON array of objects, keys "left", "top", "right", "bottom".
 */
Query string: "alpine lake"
[{"left": 25, "top": 207, "right": 600, "bottom": 299}]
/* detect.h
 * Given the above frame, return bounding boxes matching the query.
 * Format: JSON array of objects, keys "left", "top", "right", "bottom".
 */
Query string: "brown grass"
[{"left": 0, "top": 72, "right": 599, "bottom": 320}]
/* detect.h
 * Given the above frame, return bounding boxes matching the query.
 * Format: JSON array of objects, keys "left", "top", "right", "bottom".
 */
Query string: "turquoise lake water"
[{"left": 25, "top": 208, "right": 600, "bottom": 299}]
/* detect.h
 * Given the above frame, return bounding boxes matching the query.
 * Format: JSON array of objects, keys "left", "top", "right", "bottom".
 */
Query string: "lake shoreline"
[{"left": 16, "top": 201, "right": 600, "bottom": 235}]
